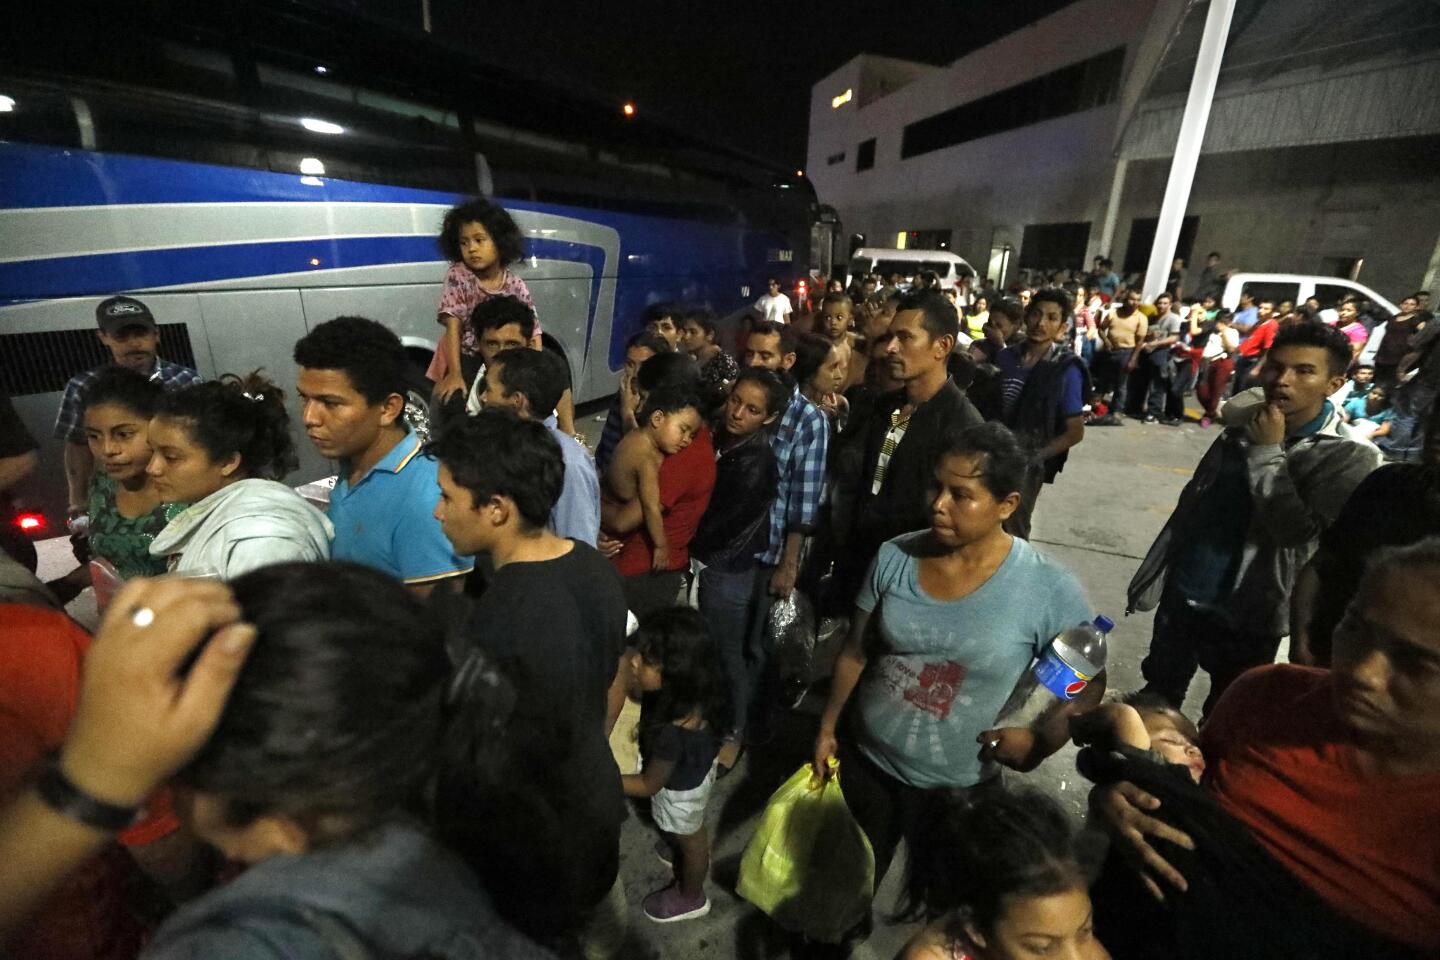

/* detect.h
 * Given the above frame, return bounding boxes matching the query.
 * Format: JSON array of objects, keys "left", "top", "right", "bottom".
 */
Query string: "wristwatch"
[{"left": 36, "top": 755, "right": 141, "bottom": 832}]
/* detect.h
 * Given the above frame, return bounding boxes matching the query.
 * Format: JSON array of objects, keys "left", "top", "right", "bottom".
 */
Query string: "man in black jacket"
[
  {"left": 993, "top": 288, "right": 1090, "bottom": 539},
  {"left": 834, "top": 290, "right": 983, "bottom": 597}
]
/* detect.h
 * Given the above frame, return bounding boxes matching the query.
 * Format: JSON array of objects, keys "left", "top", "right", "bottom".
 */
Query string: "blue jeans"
[
  {"left": 1109, "top": 349, "right": 1136, "bottom": 413},
  {"left": 697, "top": 563, "right": 772, "bottom": 740}
]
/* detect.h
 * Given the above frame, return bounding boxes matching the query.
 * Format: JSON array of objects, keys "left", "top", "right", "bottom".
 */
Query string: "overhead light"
[
  {"left": 300, "top": 117, "right": 344, "bottom": 135},
  {"left": 300, "top": 176, "right": 324, "bottom": 187},
  {"left": 621, "top": 102, "right": 635, "bottom": 117},
  {"left": 795, "top": 169, "right": 804, "bottom": 177},
  {"left": 299, "top": 157, "right": 326, "bottom": 175},
  {"left": 0, "top": 95, "right": 14, "bottom": 113},
  {"left": 831, "top": 88, "right": 853, "bottom": 109},
  {"left": 314, "top": 65, "right": 329, "bottom": 75}
]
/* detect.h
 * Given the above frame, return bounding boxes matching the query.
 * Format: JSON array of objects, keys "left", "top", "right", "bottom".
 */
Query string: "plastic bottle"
[{"left": 995, "top": 616, "right": 1113, "bottom": 730}]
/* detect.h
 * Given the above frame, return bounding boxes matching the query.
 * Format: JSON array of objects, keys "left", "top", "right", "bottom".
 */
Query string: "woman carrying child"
[{"left": 621, "top": 607, "right": 726, "bottom": 924}]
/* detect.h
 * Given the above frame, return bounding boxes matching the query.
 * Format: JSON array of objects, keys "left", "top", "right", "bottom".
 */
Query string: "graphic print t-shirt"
[{"left": 853, "top": 532, "right": 1090, "bottom": 788}]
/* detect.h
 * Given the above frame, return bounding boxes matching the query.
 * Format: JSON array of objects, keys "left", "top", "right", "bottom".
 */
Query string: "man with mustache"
[
  {"left": 1128, "top": 320, "right": 1380, "bottom": 716},
  {"left": 54, "top": 296, "right": 202, "bottom": 528}
]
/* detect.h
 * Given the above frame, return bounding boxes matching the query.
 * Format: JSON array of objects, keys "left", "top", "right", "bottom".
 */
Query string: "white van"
[
  {"left": 850, "top": 248, "right": 976, "bottom": 291},
  {"left": 1221, "top": 273, "right": 1399, "bottom": 316}
]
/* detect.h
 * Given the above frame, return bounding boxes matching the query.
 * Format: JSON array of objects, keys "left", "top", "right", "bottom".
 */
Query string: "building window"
[
  {"left": 901, "top": 47, "right": 1125, "bottom": 160},
  {"left": 1123, "top": 215, "right": 1199, "bottom": 273},
  {"left": 1018, "top": 222, "right": 1092, "bottom": 273},
  {"left": 856, "top": 138, "right": 876, "bottom": 171},
  {"left": 827, "top": 150, "right": 846, "bottom": 166}
]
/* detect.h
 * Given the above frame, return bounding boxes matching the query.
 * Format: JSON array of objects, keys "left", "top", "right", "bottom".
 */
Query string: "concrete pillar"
[
  {"left": 1142, "top": 0, "right": 1236, "bottom": 302},
  {"left": 1097, "top": 157, "right": 1129, "bottom": 263}
]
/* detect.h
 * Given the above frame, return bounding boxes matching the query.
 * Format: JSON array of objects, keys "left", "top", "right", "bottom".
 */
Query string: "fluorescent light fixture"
[
  {"left": 0, "top": 95, "right": 15, "bottom": 113},
  {"left": 314, "top": 65, "right": 329, "bottom": 75},
  {"left": 831, "top": 88, "right": 852, "bottom": 109},
  {"left": 300, "top": 117, "right": 344, "bottom": 135},
  {"left": 299, "top": 157, "right": 326, "bottom": 175}
]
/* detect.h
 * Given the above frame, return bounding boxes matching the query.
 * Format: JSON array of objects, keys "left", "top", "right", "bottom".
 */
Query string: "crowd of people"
[{"left": 1, "top": 199, "right": 1437, "bottom": 960}]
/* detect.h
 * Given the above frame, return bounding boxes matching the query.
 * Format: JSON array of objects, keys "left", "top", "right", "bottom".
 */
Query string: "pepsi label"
[{"left": 1032, "top": 647, "right": 1093, "bottom": 701}]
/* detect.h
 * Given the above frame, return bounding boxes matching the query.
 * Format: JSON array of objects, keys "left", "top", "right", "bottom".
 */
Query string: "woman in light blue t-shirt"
[{"left": 813, "top": 422, "right": 1096, "bottom": 892}]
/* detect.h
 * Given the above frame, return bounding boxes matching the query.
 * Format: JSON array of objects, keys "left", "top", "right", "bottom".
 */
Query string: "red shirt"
[
  {"left": 1237, "top": 317, "right": 1277, "bottom": 358},
  {"left": 1201, "top": 665, "right": 1440, "bottom": 950},
  {"left": 0, "top": 605, "right": 147, "bottom": 960},
  {"left": 613, "top": 427, "right": 717, "bottom": 576}
]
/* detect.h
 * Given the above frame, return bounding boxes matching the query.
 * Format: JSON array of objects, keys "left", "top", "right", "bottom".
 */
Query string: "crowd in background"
[{"left": 1, "top": 198, "right": 1437, "bottom": 960}]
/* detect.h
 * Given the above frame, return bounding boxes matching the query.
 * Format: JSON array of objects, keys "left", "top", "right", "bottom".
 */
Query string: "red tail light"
[{"left": 16, "top": 513, "right": 44, "bottom": 533}]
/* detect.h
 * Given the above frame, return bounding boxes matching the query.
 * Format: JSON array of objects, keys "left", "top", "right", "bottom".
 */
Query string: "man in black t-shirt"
[
  {"left": 0, "top": 393, "right": 41, "bottom": 572},
  {"left": 429, "top": 409, "right": 629, "bottom": 958}
]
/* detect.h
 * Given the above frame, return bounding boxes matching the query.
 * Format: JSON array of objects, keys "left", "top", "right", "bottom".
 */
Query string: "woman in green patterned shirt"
[{"left": 82, "top": 368, "right": 187, "bottom": 579}]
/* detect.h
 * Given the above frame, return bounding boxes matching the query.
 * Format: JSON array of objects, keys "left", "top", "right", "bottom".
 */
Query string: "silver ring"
[{"left": 129, "top": 606, "right": 156, "bottom": 628}]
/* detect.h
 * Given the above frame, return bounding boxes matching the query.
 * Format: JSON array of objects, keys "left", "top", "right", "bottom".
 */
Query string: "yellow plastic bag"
[{"left": 736, "top": 760, "right": 875, "bottom": 943}]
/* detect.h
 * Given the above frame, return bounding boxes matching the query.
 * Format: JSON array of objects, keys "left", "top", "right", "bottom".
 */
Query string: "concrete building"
[{"left": 807, "top": 0, "right": 1440, "bottom": 301}]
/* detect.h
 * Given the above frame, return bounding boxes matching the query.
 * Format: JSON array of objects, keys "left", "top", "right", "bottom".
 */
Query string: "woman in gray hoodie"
[{"left": 146, "top": 373, "right": 332, "bottom": 578}]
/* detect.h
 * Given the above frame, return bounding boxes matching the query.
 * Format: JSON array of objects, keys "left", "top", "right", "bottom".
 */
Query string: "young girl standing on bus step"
[
  {"left": 621, "top": 607, "right": 726, "bottom": 923},
  {"left": 429, "top": 197, "right": 577, "bottom": 433}
]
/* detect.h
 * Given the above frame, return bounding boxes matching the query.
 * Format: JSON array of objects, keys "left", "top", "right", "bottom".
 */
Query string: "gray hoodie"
[
  {"left": 1128, "top": 389, "right": 1381, "bottom": 637},
  {"left": 143, "top": 820, "right": 555, "bottom": 960},
  {"left": 150, "top": 478, "right": 333, "bottom": 579}
]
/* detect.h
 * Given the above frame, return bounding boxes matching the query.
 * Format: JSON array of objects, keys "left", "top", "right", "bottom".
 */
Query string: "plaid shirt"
[
  {"left": 761, "top": 388, "right": 829, "bottom": 566},
  {"left": 53, "top": 359, "right": 203, "bottom": 443}
]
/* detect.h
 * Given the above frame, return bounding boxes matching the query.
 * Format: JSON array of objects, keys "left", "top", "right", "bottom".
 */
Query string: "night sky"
[{"left": 363, "top": 0, "right": 1078, "bottom": 168}]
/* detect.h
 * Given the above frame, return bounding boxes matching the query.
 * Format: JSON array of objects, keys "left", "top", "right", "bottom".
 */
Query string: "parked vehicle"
[{"left": 848, "top": 248, "right": 976, "bottom": 290}]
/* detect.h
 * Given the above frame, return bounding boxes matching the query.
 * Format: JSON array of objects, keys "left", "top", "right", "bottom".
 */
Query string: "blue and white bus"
[{"left": 1, "top": 1, "right": 842, "bottom": 529}]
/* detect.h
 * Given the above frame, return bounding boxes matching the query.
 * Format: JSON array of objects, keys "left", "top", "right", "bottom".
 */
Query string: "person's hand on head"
[
  {"left": 1089, "top": 781, "right": 1194, "bottom": 901},
  {"left": 60, "top": 577, "right": 256, "bottom": 808},
  {"left": 435, "top": 373, "right": 467, "bottom": 403}
]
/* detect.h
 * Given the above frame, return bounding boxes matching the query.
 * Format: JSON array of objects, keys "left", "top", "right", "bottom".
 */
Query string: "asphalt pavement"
[{"left": 34, "top": 410, "right": 1219, "bottom": 960}]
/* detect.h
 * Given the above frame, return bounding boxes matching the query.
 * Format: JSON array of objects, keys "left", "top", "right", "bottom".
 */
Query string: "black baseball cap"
[{"left": 96, "top": 296, "right": 157, "bottom": 335}]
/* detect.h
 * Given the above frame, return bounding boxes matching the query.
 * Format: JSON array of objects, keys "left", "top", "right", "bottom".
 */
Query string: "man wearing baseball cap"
[{"left": 53, "top": 296, "right": 203, "bottom": 520}]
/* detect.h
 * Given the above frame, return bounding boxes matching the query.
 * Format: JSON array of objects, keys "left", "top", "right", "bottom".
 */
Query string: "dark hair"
[
  {"left": 821, "top": 292, "right": 854, "bottom": 313},
  {"left": 1213, "top": 309, "right": 1234, "bottom": 325},
  {"left": 178, "top": 562, "right": 452, "bottom": 840},
  {"left": 155, "top": 372, "right": 297, "bottom": 480},
  {"left": 935, "top": 423, "right": 1030, "bottom": 500},
  {"left": 1271, "top": 320, "right": 1352, "bottom": 377},
  {"left": 638, "top": 382, "right": 701, "bottom": 423},
  {"left": 470, "top": 295, "right": 535, "bottom": 342},
  {"left": 427, "top": 410, "right": 562, "bottom": 529},
  {"left": 895, "top": 289, "right": 960, "bottom": 343},
  {"left": 909, "top": 786, "right": 1087, "bottom": 935},
  {"left": 293, "top": 316, "right": 407, "bottom": 405},
  {"left": 681, "top": 306, "right": 717, "bottom": 338},
  {"left": 791, "top": 330, "right": 835, "bottom": 390},
  {"left": 625, "top": 329, "right": 672, "bottom": 358},
  {"left": 633, "top": 606, "right": 727, "bottom": 730},
  {"left": 82, "top": 366, "right": 162, "bottom": 419},
  {"left": 636, "top": 351, "right": 701, "bottom": 395},
  {"left": 1026, "top": 288, "right": 1073, "bottom": 323},
  {"left": 1098, "top": 258, "right": 1113, "bottom": 268},
  {"left": 437, "top": 198, "right": 524, "bottom": 266},
  {"left": 1118, "top": 689, "right": 1200, "bottom": 743},
  {"left": 988, "top": 297, "right": 1024, "bottom": 328},
  {"left": 1207, "top": 250, "right": 1221, "bottom": 259},
  {"left": 916, "top": 269, "right": 940, "bottom": 287},
  {"left": 731, "top": 366, "right": 789, "bottom": 416},
  {"left": 491, "top": 348, "right": 565, "bottom": 417},
  {"left": 643, "top": 301, "right": 681, "bottom": 327},
  {"left": 747, "top": 319, "right": 798, "bottom": 357}
]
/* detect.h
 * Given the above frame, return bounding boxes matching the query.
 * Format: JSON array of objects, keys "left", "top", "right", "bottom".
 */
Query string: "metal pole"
[
  {"left": 421, "top": 0, "right": 433, "bottom": 32},
  {"left": 1096, "top": 157, "right": 1128, "bottom": 264},
  {"left": 1141, "top": 0, "right": 1235, "bottom": 302}
]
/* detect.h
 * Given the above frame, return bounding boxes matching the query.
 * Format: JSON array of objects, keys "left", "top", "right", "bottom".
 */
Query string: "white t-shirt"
[{"left": 755, "top": 292, "right": 793, "bottom": 324}]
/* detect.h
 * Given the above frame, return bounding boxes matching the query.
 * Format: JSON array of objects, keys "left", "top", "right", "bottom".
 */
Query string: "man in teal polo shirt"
[{"left": 295, "top": 316, "right": 472, "bottom": 594}]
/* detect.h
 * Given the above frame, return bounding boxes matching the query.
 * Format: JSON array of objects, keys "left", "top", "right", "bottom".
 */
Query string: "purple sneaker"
[{"left": 642, "top": 883, "right": 710, "bottom": 923}]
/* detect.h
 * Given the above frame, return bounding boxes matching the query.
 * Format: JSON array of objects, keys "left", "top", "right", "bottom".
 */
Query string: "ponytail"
[{"left": 156, "top": 370, "right": 297, "bottom": 479}]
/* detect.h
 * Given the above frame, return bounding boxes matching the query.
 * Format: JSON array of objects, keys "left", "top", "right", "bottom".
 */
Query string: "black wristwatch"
[{"left": 36, "top": 755, "right": 141, "bottom": 832}]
